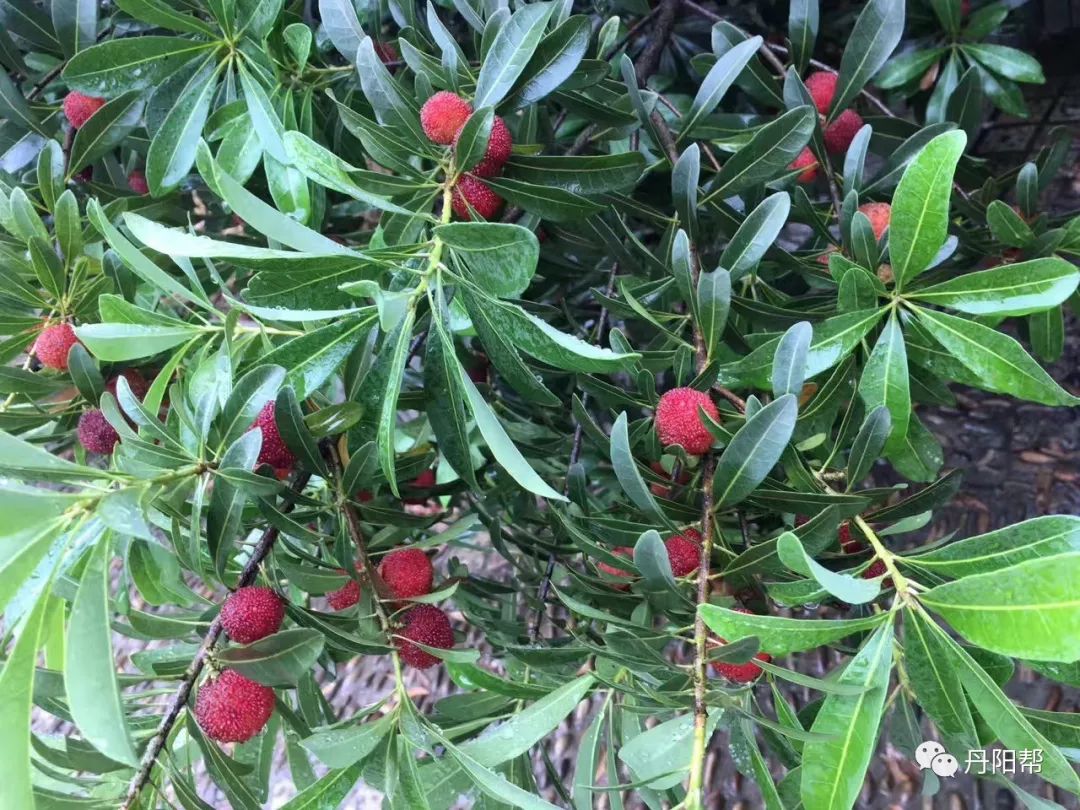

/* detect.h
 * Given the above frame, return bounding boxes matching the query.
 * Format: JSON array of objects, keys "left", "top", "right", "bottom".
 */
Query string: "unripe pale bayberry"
[
  {"left": 857, "top": 202, "right": 891, "bottom": 241},
  {"left": 127, "top": 170, "right": 149, "bottom": 195},
  {"left": 465, "top": 115, "right": 512, "bottom": 177},
  {"left": 63, "top": 92, "right": 106, "bottom": 129},
  {"left": 710, "top": 608, "right": 772, "bottom": 683},
  {"left": 665, "top": 534, "right": 700, "bottom": 577},
  {"left": 824, "top": 109, "right": 864, "bottom": 154},
  {"left": 194, "top": 669, "right": 274, "bottom": 743},
  {"left": 34, "top": 322, "right": 80, "bottom": 370},
  {"left": 249, "top": 402, "right": 296, "bottom": 471},
  {"left": 451, "top": 175, "right": 502, "bottom": 220},
  {"left": 105, "top": 368, "right": 150, "bottom": 402},
  {"left": 597, "top": 546, "right": 635, "bottom": 589},
  {"left": 790, "top": 147, "right": 818, "bottom": 183},
  {"left": 77, "top": 409, "right": 119, "bottom": 455},
  {"left": 804, "top": 71, "right": 838, "bottom": 115},
  {"left": 655, "top": 387, "right": 719, "bottom": 456},
  {"left": 221, "top": 587, "right": 284, "bottom": 644},
  {"left": 378, "top": 548, "right": 434, "bottom": 600},
  {"left": 396, "top": 604, "right": 455, "bottom": 669},
  {"left": 420, "top": 91, "right": 473, "bottom": 145}
]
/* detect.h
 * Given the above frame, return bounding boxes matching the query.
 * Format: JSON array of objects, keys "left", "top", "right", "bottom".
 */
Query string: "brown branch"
[
  {"left": 602, "top": 6, "right": 661, "bottom": 62},
  {"left": 635, "top": 0, "right": 681, "bottom": 86},
  {"left": 119, "top": 471, "right": 313, "bottom": 810}
]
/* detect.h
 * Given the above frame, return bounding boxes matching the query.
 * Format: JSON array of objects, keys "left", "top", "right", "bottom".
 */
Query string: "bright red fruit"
[
  {"left": 790, "top": 147, "right": 818, "bottom": 183},
  {"left": 857, "top": 202, "right": 891, "bottom": 241},
  {"left": 328, "top": 564, "right": 362, "bottom": 610},
  {"left": 195, "top": 670, "right": 275, "bottom": 743},
  {"left": 249, "top": 402, "right": 296, "bottom": 471},
  {"left": 396, "top": 605, "right": 455, "bottom": 669},
  {"left": 804, "top": 71, "right": 838, "bottom": 114},
  {"left": 221, "top": 587, "right": 284, "bottom": 644},
  {"left": 63, "top": 92, "right": 106, "bottom": 129},
  {"left": 451, "top": 175, "right": 503, "bottom": 220},
  {"left": 127, "top": 170, "right": 149, "bottom": 195},
  {"left": 77, "top": 409, "right": 119, "bottom": 455},
  {"left": 710, "top": 608, "right": 772, "bottom": 683},
  {"left": 824, "top": 109, "right": 864, "bottom": 154},
  {"left": 467, "top": 115, "right": 512, "bottom": 177},
  {"left": 597, "top": 546, "right": 635, "bottom": 589},
  {"left": 655, "top": 387, "right": 719, "bottom": 455},
  {"left": 378, "top": 548, "right": 434, "bottom": 600},
  {"left": 33, "top": 323, "right": 79, "bottom": 370},
  {"left": 665, "top": 534, "right": 700, "bottom": 577},
  {"left": 420, "top": 91, "right": 473, "bottom": 145}
]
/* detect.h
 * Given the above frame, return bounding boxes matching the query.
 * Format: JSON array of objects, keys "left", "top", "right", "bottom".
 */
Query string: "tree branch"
[
  {"left": 119, "top": 471, "right": 312, "bottom": 810},
  {"left": 635, "top": 0, "right": 680, "bottom": 86}
]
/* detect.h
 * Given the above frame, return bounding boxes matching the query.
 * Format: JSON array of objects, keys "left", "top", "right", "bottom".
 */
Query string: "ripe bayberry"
[
  {"left": 127, "top": 170, "right": 149, "bottom": 195},
  {"left": 63, "top": 92, "right": 106, "bottom": 129},
  {"left": 649, "top": 461, "right": 690, "bottom": 497},
  {"left": 710, "top": 608, "right": 772, "bottom": 683},
  {"left": 105, "top": 368, "right": 150, "bottom": 402},
  {"left": 396, "top": 604, "right": 455, "bottom": 669},
  {"left": 655, "top": 387, "right": 719, "bottom": 455},
  {"left": 464, "top": 115, "right": 512, "bottom": 177},
  {"left": 378, "top": 548, "right": 434, "bottom": 600},
  {"left": 194, "top": 670, "right": 274, "bottom": 743},
  {"left": 403, "top": 467, "right": 437, "bottom": 505},
  {"left": 804, "top": 71, "right": 838, "bottom": 115},
  {"left": 77, "top": 409, "right": 119, "bottom": 455},
  {"left": 665, "top": 534, "right": 700, "bottom": 577},
  {"left": 597, "top": 546, "right": 635, "bottom": 589},
  {"left": 221, "top": 587, "right": 284, "bottom": 644},
  {"left": 790, "top": 147, "right": 818, "bottom": 183},
  {"left": 33, "top": 323, "right": 80, "bottom": 370},
  {"left": 420, "top": 91, "right": 473, "bottom": 145},
  {"left": 857, "top": 202, "right": 891, "bottom": 241},
  {"left": 451, "top": 175, "right": 502, "bottom": 220},
  {"left": 824, "top": 109, "right": 864, "bottom": 154},
  {"left": 327, "top": 565, "right": 362, "bottom": 611},
  {"left": 249, "top": 402, "right": 296, "bottom": 471}
]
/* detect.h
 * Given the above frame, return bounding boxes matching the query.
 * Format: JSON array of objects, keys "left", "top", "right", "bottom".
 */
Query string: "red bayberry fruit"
[
  {"left": 681, "top": 527, "right": 703, "bottom": 544},
  {"left": 105, "top": 368, "right": 150, "bottom": 402},
  {"left": 467, "top": 355, "right": 489, "bottom": 383},
  {"left": 74, "top": 165, "right": 93, "bottom": 183},
  {"left": 464, "top": 115, "right": 512, "bottom": 177},
  {"left": 249, "top": 402, "right": 296, "bottom": 471},
  {"left": 327, "top": 574, "right": 361, "bottom": 611},
  {"left": 451, "top": 175, "right": 503, "bottom": 220},
  {"left": 420, "top": 91, "right": 473, "bottom": 145},
  {"left": 33, "top": 323, "right": 79, "bottom": 370},
  {"left": 857, "top": 202, "right": 891, "bottom": 242},
  {"left": 655, "top": 387, "right": 720, "bottom": 456},
  {"left": 824, "top": 109, "right": 864, "bottom": 154},
  {"left": 863, "top": 558, "right": 893, "bottom": 588},
  {"left": 378, "top": 548, "right": 434, "bottom": 600},
  {"left": 221, "top": 587, "right": 284, "bottom": 644},
  {"left": 961, "top": 0, "right": 972, "bottom": 16},
  {"left": 403, "top": 467, "right": 437, "bottom": 505},
  {"left": 710, "top": 608, "right": 773, "bottom": 683},
  {"left": 357, "top": 490, "right": 374, "bottom": 503},
  {"left": 373, "top": 40, "right": 399, "bottom": 64},
  {"left": 127, "top": 170, "right": 149, "bottom": 195},
  {"left": 77, "top": 409, "right": 119, "bottom": 455},
  {"left": 790, "top": 147, "right": 818, "bottom": 183},
  {"left": 839, "top": 522, "right": 860, "bottom": 553},
  {"left": 597, "top": 546, "right": 635, "bottom": 589},
  {"left": 396, "top": 605, "right": 455, "bottom": 669},
  {"left": 665, "top": 534, "right": 700, "bottom": 577},
  {"left": 804, "top": 71, "right": 838, "bottom": 115},
  {"left": 194, "top": 670, "right": 275, "bottom": 743},
  {"left": 63, "top": 92, "right": 106, "bottom": 129}
]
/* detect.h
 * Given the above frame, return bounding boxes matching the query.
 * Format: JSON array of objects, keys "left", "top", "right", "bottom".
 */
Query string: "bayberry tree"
[{"left": 0, "top": 0, "right": 1078, "bottom": 808}]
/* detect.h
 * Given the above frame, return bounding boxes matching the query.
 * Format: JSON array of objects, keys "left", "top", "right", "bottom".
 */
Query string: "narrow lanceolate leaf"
[
  {"left": 788, "top": 0, "right": 819, "bottom": 71},
  {"left": 857, "top": 315, "right": 909, "bottom": 454},
  {"left": 696, "top": 268, "right": 731, "bottom": 362},
  {"left": 67, "top": 90, "right": 144, "bottom": 174},
  {"left": 425, "top": 299, "right": 479, "bottom": 488},
  {"left": 681, "top": 36, "right": 762, "bottom": 139},
  {"left": 846, "top": 405, "right": 891, "bottom": 488},
  {"left": 772, "top": 321, "right": 812, "bottom": 398},
  {"left": 713, "top": 394, "right": 798, "bottom": 507},
  {"left": 279, "top": 761, "right": 364, "bottom": 810},
  {"left": 931, "top": 617, "right": 1080, "bottom": 793},
  {"left": 319, "top": 0, "right": 366, "bottom": 61},
  {"left": 800, "top": 623, "right": 894, "bottom": 810},
  {"left": 510, "top": 15, "right": 590, "bottom": 108},
  {"left": 829, "top": 0, "right": 905, "bottom": 117},
  {"left": 474, "top": 2, "right": 556, "bottom": 109},
  {"left": 891, "top": 130, "right": 967, "bottom": 290},
  {"left": 921, "top": 552, "right": 1080, "bottom": 662},
  {"left": 376, "top": 308, "right": 415, "bottom": 497},
  {"left": 573, "top": 701, "right": 606, "bottom": 810},
  {"left": 903, "top": 609, "right": 978, "bottom": 751},
  {"left": 778, "top": 532, "right": 881, "bottom": 604},
  {"left": 65, "top": 537, "right": 139, "bottom": 766},
  {"left": 207, "top": 431, "right": 262, "bottom": 576},
  {"left": 720, "top": 191, "right": 791, "bottom": 282},
  {"left": 148, "top": 56, "right": 221, "bottom": 194},
  {"left": 216, "top": 628, "right": 325, "bottom": 687},
  {"left": 914, "top": 307, "right": 1078, "bottom": 406},
  {"left": 902, "top": 515, "right": 1080, "bottom": 577},
  {"left": 909, "top": 257, "right": 1078, "bottom": 316},
  {"left": 610, "top": 413, "right": 679, "bottom": 531},
  {"left": 708, "top": 106, "right": 815, "bottom": 202},
  {"left": 699, "top": 606, "right": 886, "bottom": 656}
]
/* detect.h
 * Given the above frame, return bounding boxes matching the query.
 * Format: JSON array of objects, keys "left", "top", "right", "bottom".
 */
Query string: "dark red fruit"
[
  {"left": 33, "top": 323, "right": 79, "bottom": 370},
  {"left": 249, "top": 402, "right": 296, "bottom": 471},
  {"left": 655, "top": 387, "right": 720, "bottom": 455},
  {"left": 221, "top": 587, "right": 284, "bottom": 644},
  {"left": 649, "top": 461, "right": 690, "bottom": 497},
  {"left": 710, "top": 608, "right": 772, "bottom": 683},
  {"left": 665, "top": 534, "right": 700, "bottom": 578},
  {"left": 77, "top": 409, "right": 119, "bottom": 455},
  {"left": 804, "top": 71, "right": 838, "bottom": 115},
  {"left": 420, "top": 91, "right": 473, "bottom": 145},
  {"left": 396, "top": 605, "right": 455, "bottom": 669},
  {"left": 194, "top": 669, "right": 275, "bottom": 743},
  {"left": 63, "top": 92, "right": 106, "bottom": 129},
  {"left": 403, "top": 468, "right": 437, "bottom": 505},
  {"left": 466, "top": 115, "right": 512, "bottom": 177},
  {"left": 378, "top": 548, "right": 434, "bottom": 600},
  {"left": 127, "top": 170, "right": 149, "bottom": 195},
  {"left": 105, "top": 369, "right": 150, "bottom": 402},
  {"left": 824, "top": 109, "right": 864, "bottom": 154},
  {"left": 373, "top": 41, "right": 399, "bottom": 64},
  {"left": 839, "top": 522, "right": 860, "bottom": 553},
  {"left": 451, "top": 175, "right": 502, "bottom": 220}
]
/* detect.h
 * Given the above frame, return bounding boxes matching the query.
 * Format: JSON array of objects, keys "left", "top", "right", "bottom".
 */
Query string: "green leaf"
[
  {"left": 788, "top": 0, "right": 818, "bottom": 72},
  {"left": 633, "top": 529, "right": 678, "bottom": 590},
  {"left": 720, "top": 191, "right": 791, "bottom": 281},
  {"left": 986, "top": 199, "right": 1035, "bottom": 247},
  {"left": 572, "top": 702, "right": 605, "bottom": 810},
  {"left": 147, "top": 56, "right": 220, "bottom": 194},
  {"left": 891, "top": 130, "right": 967, "bottom": 290},
  {"left": 509, "top": 14, "right": 590, "bottom": 109},
  {"left": 216, "top": 629, "right": 325, "bottom": 687},
  {"left": 52, "top": 0, "right": 96, "bottom": 56},
  {"left": 903, "top": 609, "right": 978, "bottom": 751},
  {"left": 699, "top": 606, "right": 886, "bottom": 656},
  {"left": 681, "top": 35, "right": 762, "bottom": 139},
  {"left": 857, "top": 314, "right": 909, "bottom": 454},
  {"left": 454, "top": 107, "right": 494, "bottom": 173},
  {"left": 474, "top": 2, "right": 556, "bottom": 109},
  {"left": 610, "top": 412, "right": 678, "bottom": 530},
  {"left": 778, "top": 532, "right": 881, "bottom": 604},
  {"left": 707, "top": 105, "right": 815, "bottom": 202},
  {"left": 846, "top": 405, "right": 891, "bottom": 488},
  {"left": 67, "top": 90, "right": 144, "bottom": 175},
  {"left": 207, "top": 431, "right": 261, "bottom": 576},
  {"left": 75, "top": 322, "right": 201, "bottom": 361},
  {"left": 437, "top": 222, "right": 538, "bottom": 298},
  {"left": 914, "top": 306, "right": 1078, "bottom": 405},
  {"left": 484, "top": 175, "right": 602, "bottom": 221},
  {"left": 319, "top": 0, "right": 365, "bottom": 61},
  {"left": 114, "top": 0, "right": 218, "bottom": 36},
  {"left": 0, "top": 430, "right": 109, "bottom": 480},
  {"left": 696, "top": 268, "right": 730, "bottom": 362},
  {"left": 65, "top": 537, "right": 138, "bottom": 766},
  {"left": 618, "top": 711, "right": 721, "bottom": 790},
  {"left": 772, "top": 321, "right": 812, "bottom": 398},
  {"left": 217, "top": 364, "right": 286, "bottom": 449},
  {"left": 506, "top": 153, "right": 645, "bottom": 194},
  {"left": 279, "top": 762, "right": 363, "bottom": 810},
  {"left": 425, "top": 299, "right": 479, "bottom": 489},
  {"left": 63, "top": 36, "right": 213, "bottom": 96},
  {"left": 964, "top": 43, "right": 1045, "bottom": 83},
  {"left": 261, "top": 315, "right": 376, "bottom": 400},
  {"left": 301, "top": 712, "right": 395, "bottom": 769},
  {"left": 376, "top": 309, "right": 415, "bottom": 497},
  {"left": 921, "top": 552, "right": 1080, "bottom": 661},
  {"left": 910, "top": 257, "right": 1077, "bottom": 316},
  {"left": 0, "top": 524, "right": 61, "bottom": 612},
  {"left": 830, "top": 0, "right": 905, "bottom": 116},
  {"left": 799, "top": 623, "right": 894, "bottom": 810},
  {"left": 713, "top": 394, "right": 797, "bottom": 508}
]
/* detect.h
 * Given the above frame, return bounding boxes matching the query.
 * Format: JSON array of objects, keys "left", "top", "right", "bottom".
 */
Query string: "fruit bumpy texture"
[
  {"left": 33, "top": 323, "right": 79, "bottom": 370},
  {"left": 665, "top": 534, "right": 700, "bottom": 577},
  {"left": 790, "top": 147, "right": 818, "bottom": 183},
  {"left": 106, "top": 368, "right": 150, "bottom": 402},
  {"left": 378, "top": 548, "right": 434, "bottom": 600},
  {"left": 194, "top": 670, "right": 275, "bottom": 743},
  {"left": 824, "top": 109, "right": 864, "bottom": 153},
  {"left": 77, "top": 409, "right": 119, "bottom": 455},
  {"left": 63, "top": 92, "right": 106, "bottom": 129},
  {"left": 420, "top": 91, "right": 473, "bottom": 144},
  {"left": 710, "top": 609, "right": 773, "bottom": 683},
  {"left": 466, "top": 115, "right": 513, "bottom": 177},
  {"left": 396, "top": 605, "right": 455, "bottom": 669},
  {"left": 804, "top": 71, "right": 838, "bottom": 114},
  {"left": 327, "top": 564, "right": 362, "bottom": 610},
  {"left": 655, "top": 387, "right": 720, "bottom": 455},
  {"left": 249, "top": 402, "right": 296, "bottom": 470},
  {"left": 857, "top": 202, "right": 892, "bottom": 241},
  {"left": 451, "top": 175, "right": 503, "bottom": 220},
  {"left": 221, "top": 587, "right": 285, "bottom": 644}
]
